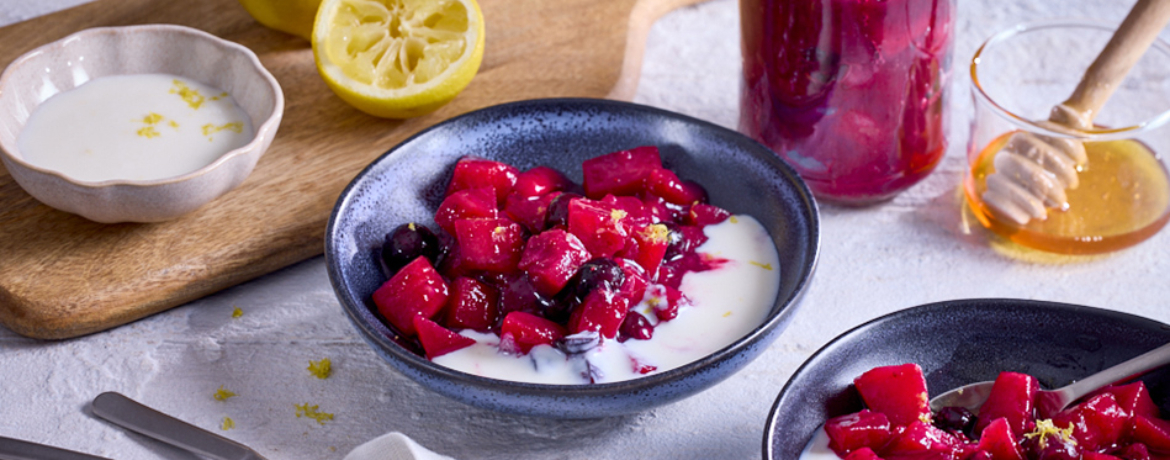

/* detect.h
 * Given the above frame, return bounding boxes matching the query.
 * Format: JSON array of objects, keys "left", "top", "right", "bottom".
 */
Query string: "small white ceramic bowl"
[{"left": 0, "top": 24, "right": 283, "bottom": 223}]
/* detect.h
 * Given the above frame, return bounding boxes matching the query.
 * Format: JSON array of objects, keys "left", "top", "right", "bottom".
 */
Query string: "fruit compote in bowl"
[
  {"left": 764, "top": 299, "right": 1170, "bottom": 459},
  {"left": 325, "top": 98, "right": 819, "bottom": 419}
]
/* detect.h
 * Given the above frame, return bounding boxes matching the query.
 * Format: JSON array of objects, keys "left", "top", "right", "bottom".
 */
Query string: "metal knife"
[
  {"left": 0, "top": 436, "right": 112, "bottom": 460},
  {"left": 90, "top": 392, "right": 267, "bottom": 460}
]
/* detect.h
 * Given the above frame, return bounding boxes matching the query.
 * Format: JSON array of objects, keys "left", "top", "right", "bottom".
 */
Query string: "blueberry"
[
  {"left": 568, "top": 258, "right": 625, "bottom": 302},
  {"left": 543, "top": 193, "right": 581, "bottom": 230},
  {"left": 617, "top": 313, "right": 654, "bottom": 342},
  {"left": 932, "top": 407, "right": 976, "bottom": 438},
  {"left": 380, "top": 223, "right": 443, "bottom": 277}
]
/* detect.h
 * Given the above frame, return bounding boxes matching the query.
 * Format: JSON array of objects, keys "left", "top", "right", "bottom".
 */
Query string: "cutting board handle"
[{"left": 608, "top": 0, "right": 711, "bottom": 100}]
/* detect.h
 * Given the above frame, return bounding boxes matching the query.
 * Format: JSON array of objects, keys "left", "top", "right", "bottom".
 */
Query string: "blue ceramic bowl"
[
  {"left": 764, "top": 299, "right": 1170, "bottom": 459},
  {"left": 325, "top": 98, "right": 819, "bottom": 419}
]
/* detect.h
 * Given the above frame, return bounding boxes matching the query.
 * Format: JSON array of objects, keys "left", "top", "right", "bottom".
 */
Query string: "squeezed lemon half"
[
  {"left": 312, "top": 0, "right": 485, "bottom": 119},
  {"left": 238, "top": 0, "right": 322, "bottom": 40}
]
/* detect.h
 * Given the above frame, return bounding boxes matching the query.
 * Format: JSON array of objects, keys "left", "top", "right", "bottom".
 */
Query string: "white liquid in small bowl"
[{"left": 18, "top": 73, "right": 254, "bottom": 182}]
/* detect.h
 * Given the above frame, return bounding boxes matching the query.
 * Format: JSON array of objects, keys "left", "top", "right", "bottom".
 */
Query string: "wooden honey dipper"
[{"left": 982, "top": 0, "right": 1170, "bottom": 225}]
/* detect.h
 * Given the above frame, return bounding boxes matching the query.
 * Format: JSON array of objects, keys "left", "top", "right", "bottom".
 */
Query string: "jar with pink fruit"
[{"left": 739, "top": 0, "right": 955, "bottom": 204}]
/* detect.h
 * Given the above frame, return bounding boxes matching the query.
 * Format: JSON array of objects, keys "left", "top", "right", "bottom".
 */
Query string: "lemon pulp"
[{"left": 312, "top": 0, "right": 485, "bottom": 118}]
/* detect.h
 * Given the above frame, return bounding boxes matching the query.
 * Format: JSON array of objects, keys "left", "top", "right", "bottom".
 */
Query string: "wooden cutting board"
[{"left": 0, "top": 0, "right": 707, "bottom": 339}]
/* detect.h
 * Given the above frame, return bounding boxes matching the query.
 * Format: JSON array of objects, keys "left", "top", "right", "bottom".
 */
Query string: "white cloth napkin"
[{"left": 344, "top": 432, "right": 456, "bottom": 460}]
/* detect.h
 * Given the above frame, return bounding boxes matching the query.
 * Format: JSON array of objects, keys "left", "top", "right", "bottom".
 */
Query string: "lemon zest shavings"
[
  {"left": 142, "top": 113, "right": 165, "bottom": 125},
  {"left": 232, "top": 307, "right": 243, "bottom": 318},
  {"left": 1024, "top": 419, "right": 1076, "bottom": 449},
  {"left": 610, "top": 209, "right": 628, "bottom": 222},
  {"left": 643, "top": 224, "right": 670, "bottom": 243},
  {"left": 308, "top": 358, "right": 332, "bottom": 379},
  {"left": 170, "top": 79, "right": 206, "bottom": 110},
  {"left": 295, "top": 403, "right": 334, "bottom": 425},
  {"left": 136, "top": 126, "right": 161, "bottom": 139},
  {"left": 213, "top": 385, "right": 237, "bottom": 401},
  {"left": 221, "top": 417, "right": 235, "bottom": 430},
  {"left": 729, "top": 216, "right": 739, "bottom": 223},
  {"left": 168, "top": 120, "right": 180, "bottom": 129},
  {"left": 749, "top": 261, "right": 774, "bottom": 270},
  {"left": 201, "top": 122, "right": 244, "bottom": 136},
  {"left": 722, "top": 311, "right": 732, "bottom": 318}
]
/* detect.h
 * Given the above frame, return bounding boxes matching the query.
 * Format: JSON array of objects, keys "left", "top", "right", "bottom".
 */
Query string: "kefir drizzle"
[{"left": 432, "top": 215, "right": 782, "bottom": 384}]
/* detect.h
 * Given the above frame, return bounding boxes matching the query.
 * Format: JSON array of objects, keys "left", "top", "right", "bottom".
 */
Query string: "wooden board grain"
[{"left": 0, "top": 0, "right": 705, "bottom": 339}]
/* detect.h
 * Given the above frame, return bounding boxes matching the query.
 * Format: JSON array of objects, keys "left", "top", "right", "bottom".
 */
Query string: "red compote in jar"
[{"left": 739, "top": 0, "right": 955, "bottom": 204}]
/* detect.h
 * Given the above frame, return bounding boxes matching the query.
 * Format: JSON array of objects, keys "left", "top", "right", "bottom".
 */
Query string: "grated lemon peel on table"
[
  {"left": 232, "top": 307, "right": 243, "bottom": 318},
  {"left": 221, "top": 417, "right": 235, "bottom": 430},
  {"left": 308, "top": 358, "right": 332, "bottom": 379},
  {"left": 213, "top": 385, "right": 237, "bottom": 401},
  {"left": 295, "top": 403, "right": 334, "bottom": 425}
]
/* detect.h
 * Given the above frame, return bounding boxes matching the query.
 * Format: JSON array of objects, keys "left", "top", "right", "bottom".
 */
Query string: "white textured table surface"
[{"left": 3, "top": 1, "right": 1170, "bottom": 459}]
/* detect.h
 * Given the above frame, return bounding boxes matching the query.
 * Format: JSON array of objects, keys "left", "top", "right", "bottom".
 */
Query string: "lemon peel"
[
  {"left": 308, "top": 358, "right": 332, "bottom": 379},
  {"left": 238, "top": 0, "right": 322, "bottom": 39},
  {"left": 312, "top": 0, "right": 485, "bottom": 118}
]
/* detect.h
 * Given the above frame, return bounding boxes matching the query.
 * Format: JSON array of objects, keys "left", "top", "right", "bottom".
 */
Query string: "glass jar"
[
  {"left": 739, "top": 0, "right": 955, "bottom": 204},
  {"left": 965, "top": 20, "right": 1170, "bottom": 254}
]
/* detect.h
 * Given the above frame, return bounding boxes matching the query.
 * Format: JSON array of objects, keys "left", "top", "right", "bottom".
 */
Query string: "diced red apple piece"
[
  {"left": 569, "top": 286, "right": 631, "bottom": 339},
  {"left": 644, "top": 168, "right": 708, "bottom": 205},
  {"left": 435, "top": 187, "right": 498, "bottom": 235},
  {"left": 824, "top": 410, "right": 893, "bottom": 457},
  {"left": 685, "top": 203, "right": 732, "bottom": 226},
  {"left": 1129, "top": 416, "right": 1170, "bottom": 453},
  {"left": 582, "top": 146, "right": 662, "bottom": 198},
  {"left": 975, "top": 372, "right": 1038, "bottom": 437},
  {"left": 518, "top": 229, "right": 592, "bottom": 297},
  {"left": 442, "top": 277, "right": 499, "bottom": 332},
  {"left": 504, "top": 191, "right": 561, "bottom": 233},
  {"left": 844, "top": 447, "right": 884, "bottom": 460},
  {"left": 500, "top": 311, "right": 566, "bottom": 354},
  {"left": 976, "top": 417, "right": 1024, "bottom": 460},
  {"left": 446, "top": 157, "right": 519, "bottom": 206},
  {"left": 1120, "top": 442, "right": 1153, "bottom": 460},
  {"left": 1101, "top": 382, "right": 1160, "bottom": 419},
  {"left": 413, "top": 316, "right": 476, "bottom": 359},
  {"left": 879, "top": 421, "right": 963, "bottom": 458},
  {"left": 568, "top": 197, "right": 630, "bottom": 258},
  {"left": 620, "top": 224, "right": 671, "bottom": 277},
  {"left": 601, "top": 194, "right": 653, "bottom": 227},
  {"left": 853, "top": 363, "right": 931, "bottom": 427},
  {"left": 372, "top": 257, "right": 450, "bottom": 336},
  {"left": 1052, "top": 393, "right": 1127, "bottom": 452},
  {"left": 452, "top": 218, "right": 525, "bottom": 274},
  {"left": 514, "top": 166, "right": 571, "bottom": 198}
]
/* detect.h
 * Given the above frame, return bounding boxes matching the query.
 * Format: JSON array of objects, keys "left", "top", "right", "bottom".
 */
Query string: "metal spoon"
[
  {"left": 91, "top": 392, "right": 267, "bottom": 460},
  {"left": 929, "top": 342, "right": 1170, "bottom": 419}
]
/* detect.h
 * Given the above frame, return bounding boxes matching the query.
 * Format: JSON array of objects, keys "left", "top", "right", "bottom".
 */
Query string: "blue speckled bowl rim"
[
  {"left": 762, "top": 298, "right": 1170, "bottom": 459},
  {"left": 325, "top": 98, "right": 820, "bottom": 404}
]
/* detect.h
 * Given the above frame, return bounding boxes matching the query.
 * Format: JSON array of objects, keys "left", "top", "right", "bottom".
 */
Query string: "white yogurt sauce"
[
  {"left": 433, "top": 214, "right": 782, "bottom": 384},
  {"left": 800, "top": 426, "right": 840, "bottom": 460},
  {"left": 18, "top": 74, "right": 254, "bottom": 182}
]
